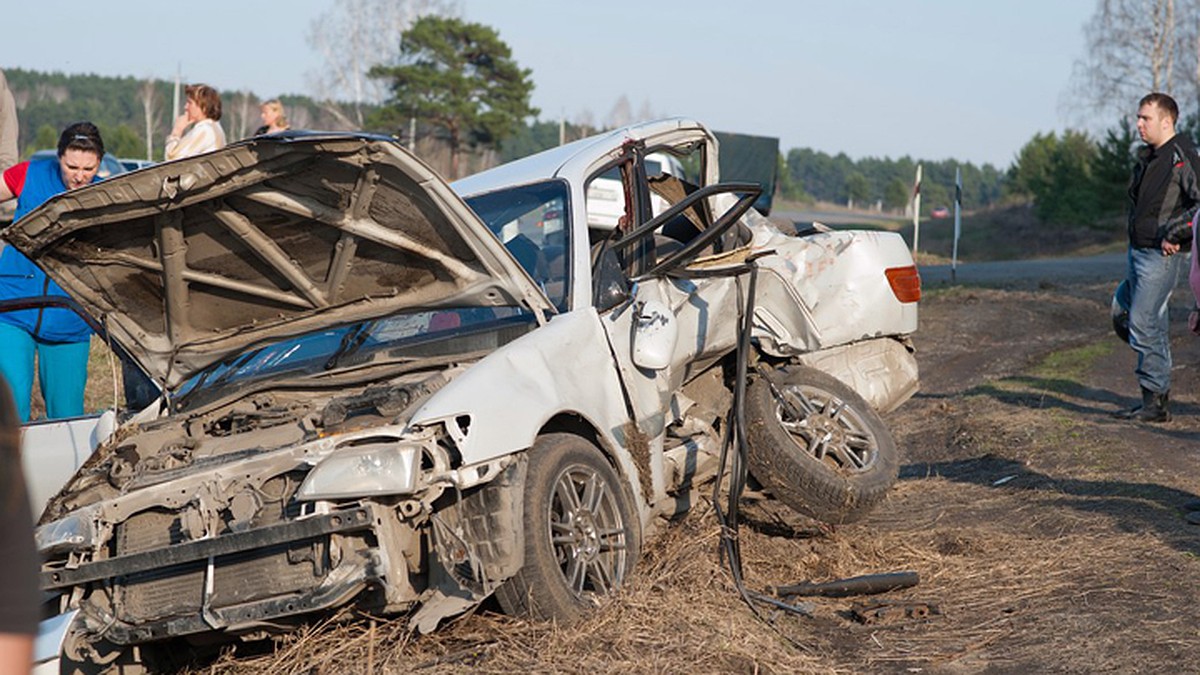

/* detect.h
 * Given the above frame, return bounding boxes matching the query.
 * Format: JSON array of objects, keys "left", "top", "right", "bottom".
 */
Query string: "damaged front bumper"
[
  {"left": 42, "top": 505, "right": 380, "bottom": 645},
  {"left": 36, "top": 452, "right": 527, "bottom": 652}
]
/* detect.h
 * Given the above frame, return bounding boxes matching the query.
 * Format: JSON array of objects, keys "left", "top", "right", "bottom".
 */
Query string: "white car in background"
[
  {"left": 14, "top": 121, "right": 919, "bottom": 671},
  {"left": 585, "top": 151, "right": 684, "bottom": 229}
]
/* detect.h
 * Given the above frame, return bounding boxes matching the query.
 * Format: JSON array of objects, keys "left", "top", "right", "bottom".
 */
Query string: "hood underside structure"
[{"left": 5, "top": 135, "right": 549, "bottom": 390}]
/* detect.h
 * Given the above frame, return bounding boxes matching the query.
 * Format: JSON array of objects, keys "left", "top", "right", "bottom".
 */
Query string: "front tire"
[
  {"left": 494, "top": 433, "right": 641, "bottom": 622},
  {"left": 745, "top": 365, "right": 899, "bottom": 524}
]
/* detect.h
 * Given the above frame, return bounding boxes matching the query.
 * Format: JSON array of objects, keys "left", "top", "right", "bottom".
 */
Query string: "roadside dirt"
[{"left": 189, "top": 272, "right": 1200, "bottom": 674}]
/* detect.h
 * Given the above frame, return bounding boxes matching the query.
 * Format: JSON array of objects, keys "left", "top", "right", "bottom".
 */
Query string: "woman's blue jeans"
[{"left": 0, "top": 322, "right": 90, "bottom": 422}]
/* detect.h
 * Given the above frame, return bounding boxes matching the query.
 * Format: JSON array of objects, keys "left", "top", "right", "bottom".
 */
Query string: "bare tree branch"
[
  {"left": 305, "top": 0, "right": 459, "bottom": 129},
  {"left": 1063, "top": 0, "right": 1199, "bottom": 125}
]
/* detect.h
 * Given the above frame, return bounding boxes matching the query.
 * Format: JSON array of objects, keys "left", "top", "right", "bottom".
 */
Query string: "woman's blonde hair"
[{"left": 261, "top": 99, "right": 289, "bottom": 128}]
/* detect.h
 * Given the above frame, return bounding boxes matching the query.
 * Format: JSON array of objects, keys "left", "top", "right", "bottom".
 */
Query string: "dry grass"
[
  {"left": 43, "top": 281, "right": 1200, "bottom": 673},
  {"left": 25, "top": 336, "right": 123, "bottom": 421},
  {"left": 194, "top": 508, "right": 831, "bottom": 675},
  {"left": 187, "top": 461, "right": 1200, "bottom": 674}
]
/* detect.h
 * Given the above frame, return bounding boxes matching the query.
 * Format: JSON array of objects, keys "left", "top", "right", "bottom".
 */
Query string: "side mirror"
[
  {"left": 591, "top": 241, "right": 630, "bottom": 312},
  {"left": 631, "top": 299, "right": 678, "bottom": 371}
]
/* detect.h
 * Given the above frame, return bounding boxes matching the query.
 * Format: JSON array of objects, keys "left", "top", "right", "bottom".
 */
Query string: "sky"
[{"left": 1, "top": 0, "right": 1099, "bottom": 168}]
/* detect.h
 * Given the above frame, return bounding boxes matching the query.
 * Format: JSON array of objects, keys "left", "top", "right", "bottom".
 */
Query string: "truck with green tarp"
[{"left": 714, "top": 130, "right": 780, "bottom": 216}]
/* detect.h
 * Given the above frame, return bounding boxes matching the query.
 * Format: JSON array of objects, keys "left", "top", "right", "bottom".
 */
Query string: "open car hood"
[{"left": 4, "top": 134, "right": 553, "bottom": 390}]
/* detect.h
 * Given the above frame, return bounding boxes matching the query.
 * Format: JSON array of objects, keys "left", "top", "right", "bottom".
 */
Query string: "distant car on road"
[
  {"left": 118, "top": 157, "right": 155, "bottom": 172},
  {"left": 931, "top": 206, "right": 950, "bottom": 219},
  {"left": 585, "top": 151, "right": 685, "bottom": 229}
]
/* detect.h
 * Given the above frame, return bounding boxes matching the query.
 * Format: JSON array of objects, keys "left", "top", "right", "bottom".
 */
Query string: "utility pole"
[
  {"left": 141, "top": 79, "right": 155, "bottom": 162},
  {"left": 911, "top": 164, "right": 922, "bottom": 256}
]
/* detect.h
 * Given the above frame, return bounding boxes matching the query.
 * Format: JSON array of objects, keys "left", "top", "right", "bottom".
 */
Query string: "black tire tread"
[
  {"left": 745, "top": 365, "right": 899, "bottom": 524},
  {"left": 494, "top": 433, "right": 640, "bottom": 622}
]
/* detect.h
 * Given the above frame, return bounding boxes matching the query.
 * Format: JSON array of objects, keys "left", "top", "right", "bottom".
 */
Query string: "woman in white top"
[{"left": 165, "top": 83, "right": 226, "bottom": 160}]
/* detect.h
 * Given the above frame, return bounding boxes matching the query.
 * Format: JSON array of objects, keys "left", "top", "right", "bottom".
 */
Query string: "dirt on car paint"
[{"left": 173, "top": 269, "right": 1200, "bottom": 674}]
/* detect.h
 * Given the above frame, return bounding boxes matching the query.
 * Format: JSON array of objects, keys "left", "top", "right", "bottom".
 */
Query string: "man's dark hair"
[
  {"left": 57, "top": 121, "right": 105, "bottom": 159},
  {"left": 1139, "top": 92, "right": 1179, "bottom": 124}
]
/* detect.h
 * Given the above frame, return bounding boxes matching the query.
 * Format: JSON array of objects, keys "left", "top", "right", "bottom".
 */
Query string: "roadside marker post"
[
  {"left": 952, "top": 167, "right": 962, "bottom": 283},
  {"left": 911, "top": 164, "right": 922, "bottom": 256}
]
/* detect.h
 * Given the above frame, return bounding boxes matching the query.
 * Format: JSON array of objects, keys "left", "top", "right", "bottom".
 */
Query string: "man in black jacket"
[{"left": 1114, "top": 92, "right": 1200, "bottom": 422}]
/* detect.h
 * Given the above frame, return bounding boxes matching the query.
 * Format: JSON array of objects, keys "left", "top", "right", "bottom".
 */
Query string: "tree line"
[
  {"left": 11, "top": 0, "right": 1199, "bottom": 227},
  {"left": 3, "top": 68, "right": 367, "bottom": 163},
  {"left": 0, "top": 63, "right": 1032, "bottom": 218},
  {"left": 778, "top": 148, "right": 1006, "bottom": 214}
]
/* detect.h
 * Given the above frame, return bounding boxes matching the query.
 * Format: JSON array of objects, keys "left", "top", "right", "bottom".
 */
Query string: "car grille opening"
[{"left": 112, "top": 471, "right": 325, "bottom": 624}]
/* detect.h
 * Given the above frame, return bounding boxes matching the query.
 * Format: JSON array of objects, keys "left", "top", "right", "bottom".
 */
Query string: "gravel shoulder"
[{"left": 194, "top": 265, "right": 1200, "bottom": 674}]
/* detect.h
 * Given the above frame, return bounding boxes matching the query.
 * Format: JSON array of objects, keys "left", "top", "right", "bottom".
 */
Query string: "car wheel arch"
[
  {"left": 536, "top": 412, "right": 651, "bottom": 518},
  {"left": 493, "top": 431, "right": 645, "bottom": 622}
]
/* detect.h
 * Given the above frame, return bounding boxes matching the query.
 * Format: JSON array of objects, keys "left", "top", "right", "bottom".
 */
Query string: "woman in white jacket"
[{"left": 165, "top": 83, "right": 226, "bottom": 160}]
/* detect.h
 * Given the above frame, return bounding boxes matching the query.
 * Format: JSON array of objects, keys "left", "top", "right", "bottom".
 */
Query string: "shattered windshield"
[{"left": 463, "top": 179, "right": 570, "bottom": 311}]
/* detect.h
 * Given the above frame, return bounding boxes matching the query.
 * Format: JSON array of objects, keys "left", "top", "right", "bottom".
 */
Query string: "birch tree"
[
  {"left": 225, "top": 92, "right": 258, "bottom": 141},
  {"left": 137, "top": 79, "right": 161, "bottom": 161},
  {"left": 606, "top": 96, "right": 632, "bottom": 129},
  {"left": 306, "top": 0, "right": 459, "bottom": 128},
  {"left": 1066, "top": 0, "right": 1200, "bottom": 123}
]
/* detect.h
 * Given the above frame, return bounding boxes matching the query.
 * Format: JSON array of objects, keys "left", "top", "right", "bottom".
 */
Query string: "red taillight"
[{"left": 885, "top": 265, "right": 921, "bottom": 303}]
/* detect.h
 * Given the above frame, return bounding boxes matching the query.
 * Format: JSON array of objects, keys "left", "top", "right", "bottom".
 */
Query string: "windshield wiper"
[{"left": 325, "top": 321, "right": 376, "bottom": 370}]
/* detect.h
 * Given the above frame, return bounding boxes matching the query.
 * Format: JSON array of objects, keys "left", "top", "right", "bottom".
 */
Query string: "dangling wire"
[{"left": 705, "top": 254, "right": 816, "bottom": 642}]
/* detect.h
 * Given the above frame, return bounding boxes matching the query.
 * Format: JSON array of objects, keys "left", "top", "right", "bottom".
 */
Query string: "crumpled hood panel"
[{"left": 3, "top": 134, "right": 550, "bottom": 390}]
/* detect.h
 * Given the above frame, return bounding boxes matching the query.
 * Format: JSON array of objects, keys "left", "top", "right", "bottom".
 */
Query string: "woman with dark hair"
[
  {"left": 0, "top": 122, "right": 105, "bottom": 421},
  {"left": 165, "top": 83, "right": 226, "bottom": 160}
]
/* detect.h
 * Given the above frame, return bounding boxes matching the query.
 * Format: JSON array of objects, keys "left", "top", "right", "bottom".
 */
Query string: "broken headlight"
[
  {"left": 297, "top": 442, "right": 422, "bottom": 500},
  {"left": 36, "top": 509, "right": 98, "bottom": 555}
]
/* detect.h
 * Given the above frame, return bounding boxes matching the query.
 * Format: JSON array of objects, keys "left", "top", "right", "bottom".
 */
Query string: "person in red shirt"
[{"left": 0, "top": 122, "right": 105, "bottom": 421}]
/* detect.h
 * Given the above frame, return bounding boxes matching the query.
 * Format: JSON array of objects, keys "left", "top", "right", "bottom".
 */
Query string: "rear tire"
[
  {"left": 494, "top": 433, "right": 641, "bottom": 622},
  {"left": 745, "top": 365, "right": 899, "bottom": 524}
]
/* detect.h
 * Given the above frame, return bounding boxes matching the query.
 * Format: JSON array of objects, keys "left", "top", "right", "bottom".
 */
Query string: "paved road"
[
  {"left": 919, "top": 252, "right": 1128, "bottom": 286},
  {"left": 773, "top": 207, "right": 1138, "bottom": 289}
]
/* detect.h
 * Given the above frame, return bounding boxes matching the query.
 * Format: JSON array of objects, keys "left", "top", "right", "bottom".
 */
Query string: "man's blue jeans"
[{"left": 1118, "top": 246, "right": 1184, "bottom": 394}]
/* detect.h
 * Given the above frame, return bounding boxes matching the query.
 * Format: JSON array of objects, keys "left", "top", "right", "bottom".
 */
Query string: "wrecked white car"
[{"left": 18, "top": 119, "right": 919, "bottom": 670}]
